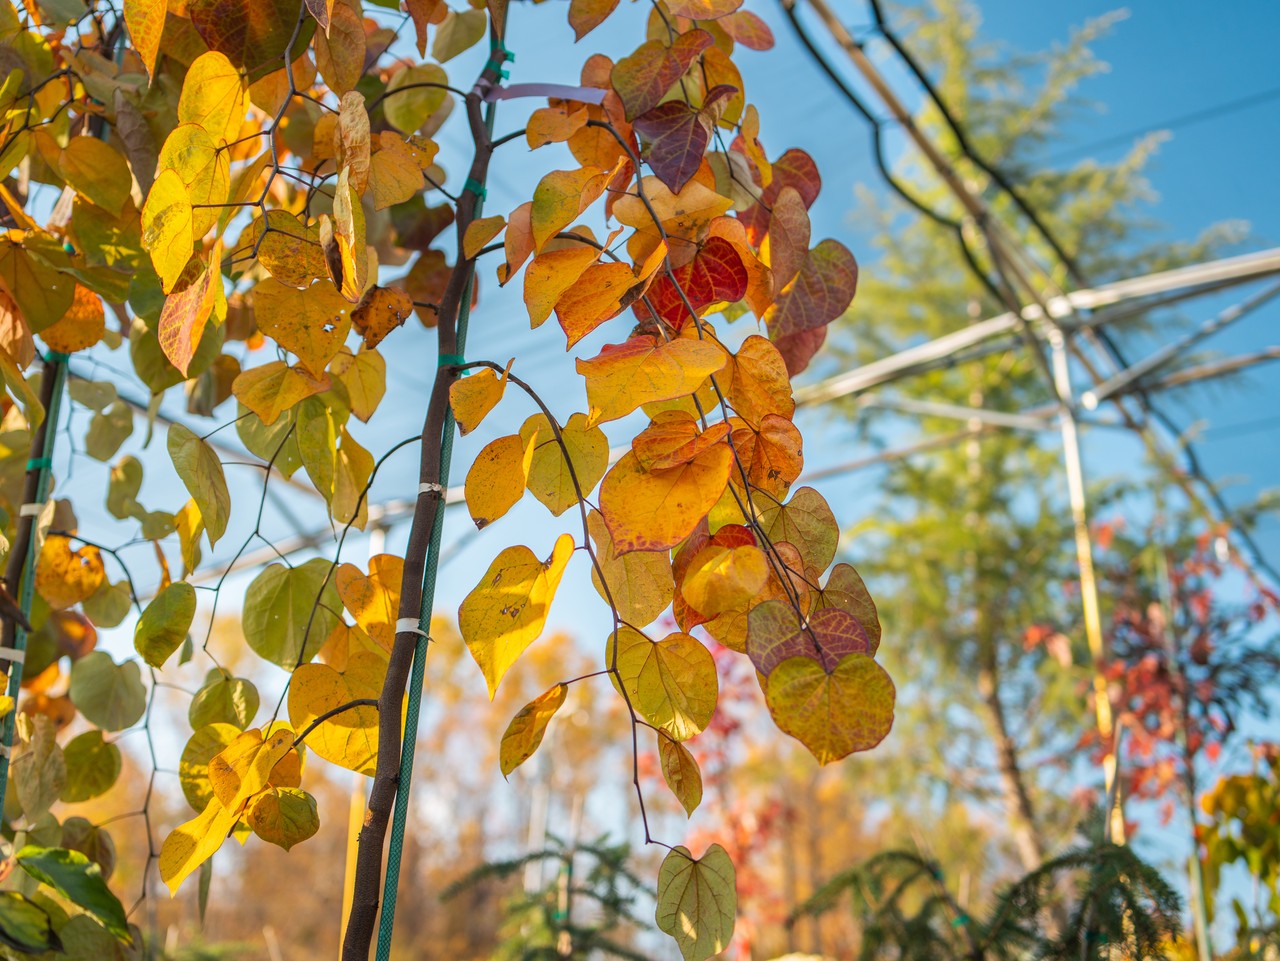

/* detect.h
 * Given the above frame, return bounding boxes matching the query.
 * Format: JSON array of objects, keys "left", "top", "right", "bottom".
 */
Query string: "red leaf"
[
  {"left": 633, "top": 101, "right": 712, "bottom": 194},
  {"left": 739, "top": 148, "right": 821, "bottom": 244},
  {"left": 772, "top": 325, "right": 826, "bottom": 376},
  {"left": 636, "top": 236, "right": 748, "bottom": 330},
  {"left": 767, "top": 239, "right": 858, "bottom": 338}
]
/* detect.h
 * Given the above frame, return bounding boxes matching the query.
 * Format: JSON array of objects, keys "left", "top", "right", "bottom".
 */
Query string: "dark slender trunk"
[
  {"left": 341, "top": 57, "right": 500, "bottom": 961},
  {"left": 975, "top": 665, "right": 1045, "bottom": 872}
]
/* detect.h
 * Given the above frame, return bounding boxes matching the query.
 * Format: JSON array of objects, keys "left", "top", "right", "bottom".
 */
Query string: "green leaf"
[
  {"left": 432, "top": 8, "right": 486, "bottom": 63},
  {"left": 236, "top": 403, "right": 303, "bottom": 478},
  {"left": 243, "top": 559, "right": 340, "bottom": 669},
  {"left": 180, "top": 723, "right": 239, "bottom": 812},
  {"left": 655, "top": 844, "right": 736, "bottom": 961},
  {"left": 13, "top": 716, "right": 64, "bottom": 822},
  {"left": 0, "top": 892, "right": 58, "bottom": 955},
  {"left": 383, "top": 64, "right": 449, "bottom": 135},
  {"left": 607, "top": 627, "right": 717, "bottom": 741},
  {"left": 167, "top": 424, "right": 231, "bottom": 547},
  {"left": 68, "top": 653, "right": 147, "bottom": 732},
  {"left": 246, "top": 787, "right": 320, "bottom": 850},
  {"left": 61, "top": 818, "right": 118, "bottom": 883},
  {"left": 84, "top": 403, "right": 134, "bottom": 462},
  {"left": 68, "top": 380, "right": 117, "bottom": 413},
  {"left": 15, "top": 846, "right": 130, "bottom": 942},
  {"left": 60, "top": 731, "right": 123, "bottom": 803},
  {"left": 134, "top": 581, "right": 196, "bottom": 669},
  {"left": 764, "top": 653, "right": 895, "bottom": 764},
  {"left": 189, "top": 669, "right": 259, "bottom": 730},
  {"left": 105, "top": 456, "right": 144, "bottom": 521}
]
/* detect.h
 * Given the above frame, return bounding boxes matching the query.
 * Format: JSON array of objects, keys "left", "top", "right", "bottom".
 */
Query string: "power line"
[{"left": 1045, "top": 85, "right": 1280, "bottom": 163}]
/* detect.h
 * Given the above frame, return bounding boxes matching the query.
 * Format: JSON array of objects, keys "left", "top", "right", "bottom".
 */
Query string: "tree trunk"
[{"left": 976, "top": 665, "right": 1046, "bottom": 872}]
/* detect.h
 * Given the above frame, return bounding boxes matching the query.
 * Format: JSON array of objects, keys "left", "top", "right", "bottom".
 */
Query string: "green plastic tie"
[
  {"left": 438, "top": 353, "right": 466, "bottom": 366},
  {"left": 25, "top": 457, "right": 51, "bottom": 471},
  {"left": 951, "top": 913, "right": 970, "bottom": 928},
  {"left": 43, "top": 351, "right": 69, "bottom": 364},
  {"left": 463, "top": 177, "right": 487, "bottom": 200}
]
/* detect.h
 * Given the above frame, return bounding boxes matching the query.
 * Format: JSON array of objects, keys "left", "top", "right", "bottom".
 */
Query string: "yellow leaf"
[
  {"left": 287, "top": 653, "right": 384, "bottom": 775},
  {"left": 681, "top": 544, "right": 768, "bottom": 617},
  {"left": 58, "top": 137, "right": 132, "bottom": 217},
  {"left": 141, "top": 168, "right": 194, "bottom": 293},
  {"left": 383, "top": 63, "right": 449, "bottom": 134},
  {"left": 124, "top": 0, "right": 166, "bottom": 80},
  {"left": 330, "top": 348, "right": 385, "bottom": 422},
  {"left": 232, "top": 361, "right": 330, "bottom": 426},
  {"left": 463, "top": 215, "right": 506, "bottom": 260},
  {"left": 160, "top": 795, "right": 239, "bottom": 895},
  {"left": 530, "top": 166, "right": 609, "bottom": 251},
  {"left": 239, "top": 209, "right": 328, "bottom": 288},
  {"left": 449, "top": 366, "right": 507, "bottom": 435},
  {"left": 253, "top": 278, "right": 354, "bottom": 377},
  {"left": 658, "top": 734, "right": 702, "bottom": 816},
  {"left": 336, "top": 90, "right": 371, "bottom": 194},
  {"left": 325, "top": 166, "right": 368, "bottom": 302},
  {"left": 465, "top": 432, "right": 538, "bottom": 529},
  {"left": 607, "top": 626, "right": 717, "bottom": 741},
  {"left": 35, "top": 535, "right": 105, "bottom": 610},
  {"left": 368, "top": 134, "right": 426, "bottom": 210},
  {"left": 577, "top": 335, "right": 727, "bottom": 427},
  {"left": 459, "top": 534, "right": 575, "bottom": 698},
  {"left": 178, "top": 52, "right": 246, "bottom": 145},
  {"left": 520, "top": 412, "right": 608, "bottom": 517},
  {"left": 554, "top": 261, "right": 639, "bottom": 347},
  {"left": 351, "top": 285, "right": 413, "bottom": 349},
  {"left": 599, "top": 448, "right": 733, "bottom": 554},
  {"left": 333, "top": 426, "right": 374, "bottom": 529},
  {"left": 335, "top": 554, "right": 403, "bottom": 652},
  {"left": 587, "top": 510, "right": 673, "bottom": 627},
  {"left": 765, "top": 653, "right": 895, "bottom": 764},
  {"left": 40, "top": 283, "right": 104, "bottom": 355},
  {"left": 157, "top": 123, "right": 230, "bottom": 237},
  {"left": 207, "top": 725, "right": 296, "bottom": 811},
  {"left": 499, "top": 683, "right": 567, "bottom": 777},
  {"left": 314, "top": 0, "right": 365, "bottom": 94}
]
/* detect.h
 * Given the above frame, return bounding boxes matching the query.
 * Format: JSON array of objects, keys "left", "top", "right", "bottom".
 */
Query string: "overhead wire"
[{"left": 787, "top": 0, "right": 1280, "bottom": 586}]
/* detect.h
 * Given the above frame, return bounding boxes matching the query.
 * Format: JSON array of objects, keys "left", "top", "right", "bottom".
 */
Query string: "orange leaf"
[
  {"left": 632, "top": 411, "right": 731, "bottom": 472},
  {"left": 526, "top": 102, "right": 590, "bottom": 149},
  {"left": 463, "top": 215, "right": 506, "bottom": 260},
  {"left": 157, "top": 251, "right": 224, "bottom": 375},
  {"left": 720, "top": 338, "right": 791, "bottom": 430},
  {"left": 41, "top": 284, "right": 105, "bottom": 355},
  {"left": 576, "top": 334, "right": 727, "bottom": 427},
  {"left": 763, "top": 186, "right": 810, "bottom": 294},
  {"left": 524, "top": 246, "right": 600, "bottom": 328},
  {"left": 729, "top": 412, "right": 803, "bottom": 499},
  {"left": 720, "top": 10, "right": 774, "bottom": 49},
  {"left": 568, "top": 0, "right": 621, "bottom": 40},
  {"left": 554, "top": 261, "right": 639, "bottom": 346},
  {"left": 124, "top": 0, "right": 166, "bottom": 80},
  {"left": 599, "top": 447, "right": 733, "bottom": 554},
  {"left": 498, "top": 201, "right": 534, "bottom": 285},
  {"left": 352, "top": 286, "right": 413, "bottom": 349},
  {"left": 335, "top": 554, "right": 404, "bottom": 653}
]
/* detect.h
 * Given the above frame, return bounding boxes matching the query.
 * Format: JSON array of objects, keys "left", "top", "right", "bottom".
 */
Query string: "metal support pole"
[{"left": 1049, "top": 331, "right": 1124, "bottom": 843}]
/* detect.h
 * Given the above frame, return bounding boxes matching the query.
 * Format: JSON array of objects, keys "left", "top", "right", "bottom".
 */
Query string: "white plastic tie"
[
  {"left": 0, "top": 647, "right": 24, "bottom": 664},
  {"left": 18, "top": 502, "right": 45, "bottom": 518},
  {"left": 395, "top": 618, "right": 429, "bottom": 637},
  {"left": 418, "top": 482, "right": 445, "bottom": 496},
  {"left": 0, "top": 744, "right": 11, "bottom": 759}
]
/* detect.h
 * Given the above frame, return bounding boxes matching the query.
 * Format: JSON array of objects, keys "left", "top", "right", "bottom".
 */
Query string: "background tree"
[{"left": 0, "top": 0, "right": 887, "bottom": 958}]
